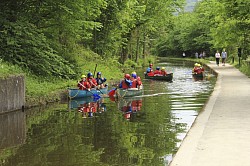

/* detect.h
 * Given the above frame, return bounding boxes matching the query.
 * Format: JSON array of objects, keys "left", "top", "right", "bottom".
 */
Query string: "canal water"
[{"left": 0, "top": 61, "right": 216, "bottom": 166}]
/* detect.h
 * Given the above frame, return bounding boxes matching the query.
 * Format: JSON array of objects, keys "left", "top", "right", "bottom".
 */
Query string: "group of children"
[
  {"left": 78, "top": 64, "right": 169, "bottom": 91},
  {"left": 78, "top": 72, "right": 107, "bottom": 90},
  {"left": 119, "top": 71, "right": 142, "bottom": 89},
  {"left": 146, "top": 64, "right": 167, "bottom": 76}
]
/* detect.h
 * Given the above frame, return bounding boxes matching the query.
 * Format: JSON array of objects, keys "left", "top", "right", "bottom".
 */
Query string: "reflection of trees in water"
[
  {"left": 1, "top": 97, "right": 183, "bottom": 166},
  {"left": 1, "top": 103, "right": 106, "bottom": 166},
  {"left": 140, "top": 95, "right": 184, "bottom": 165},
  {"left": 90, "top": 96, "right": 183, "bottom": 165}
]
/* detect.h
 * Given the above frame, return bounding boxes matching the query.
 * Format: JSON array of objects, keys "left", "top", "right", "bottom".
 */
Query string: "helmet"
[
  {"left": 131, "top": 71, "right": 136, "bottom": 75},
  {"left": 124, "top": 74, "right": 130, "bottom": 79},
  {"left": 194, "top": 63, "right": 199, "bottom": 66},
  {"left": 197, "top": 64, "right": 201, "bottom": 67},
  {"left": 87, "top": 72, "right": 93, "bottom": 78},
  {"left": 97, "top": 72, "right": 101, "bottom": 76},
  {"left": 161, "top": 67, "right": 166, "bottom": 70},
  {"left": 149, "top": 64, "right": 153, "bottom": 66},
  {"left": 156, "top": 67, "right": 160, "bottom": 70},
  {"left": 131, "top": 73, "right": 137, "bottom": 78},
  {"left": 81, "top": 75, "right": 86, "bottom": 78}
]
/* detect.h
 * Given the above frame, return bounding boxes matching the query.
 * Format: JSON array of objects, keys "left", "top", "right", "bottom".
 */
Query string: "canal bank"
[{"left": 170, "top": 61, "right": 250, "bottom": 166}]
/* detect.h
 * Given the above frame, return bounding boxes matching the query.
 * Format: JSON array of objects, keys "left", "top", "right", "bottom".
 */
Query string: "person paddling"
[
  {"left": 146, "top": 64, "right": 154, "bottom": 76},
  {"left": 154, "top": 67, "right": 161, "bottom": 76},
  {"left": 160, "top": 67, "right": 167, "bottom": 76},
  {"left": 119, "top": 74, "right": 132, "bottom": 89},
  {"left": 130, "top": 72, "right": 142, "bottom": 89},
  {"left": 96, "top": 72, "right": 107, "bottom": 89},
  {"left": 192, "top": 63, "right": 199, "bottom": 73},
  {"left": 78, "top": 75, "right": 91, "bottom": 91},
  {"left": 87, "top": 72, "right": 98, "bottom": 88},
  {"left": 193, "top": 63, "right": 204, "bottom": 74}
]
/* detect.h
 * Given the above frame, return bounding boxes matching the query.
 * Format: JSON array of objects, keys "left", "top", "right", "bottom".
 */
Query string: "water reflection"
[
  {"left": 116, "top": 97, "right": 142, "bottom": 120},
  {"left": 69, "top": 97, "right": 106, "bottom": 118},
  {"left": 0, "top": 111, "right": 26, "bottom": 150}
]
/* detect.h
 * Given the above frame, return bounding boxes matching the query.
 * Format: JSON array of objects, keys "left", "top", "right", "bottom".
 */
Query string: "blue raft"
[{"left": 68, "top": 86, "right": 108, "bottom": 99}]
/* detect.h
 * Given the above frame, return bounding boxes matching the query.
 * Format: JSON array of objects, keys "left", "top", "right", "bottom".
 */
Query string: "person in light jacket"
[{"left": 215, "top": 50, "right": 221, "bottom": 66}]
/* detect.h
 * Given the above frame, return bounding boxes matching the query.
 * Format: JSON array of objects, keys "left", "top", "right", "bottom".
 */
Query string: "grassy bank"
[
  {"left": 0, "top": 53, "right": 156, "bottom": 107},
  {"left": 0, "top": 60, "right": 123, "bottom": 107},
  {"left": 230, "top": 57, "right": 250, "bottom": 77},
  {"left": 157, "top": 57, "right": 210, "bottom": 66}
]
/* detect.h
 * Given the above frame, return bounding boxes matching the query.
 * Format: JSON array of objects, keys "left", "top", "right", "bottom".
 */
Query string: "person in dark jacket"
[{"left": 96, "top": 72, "right": 107, "bottom": 89}]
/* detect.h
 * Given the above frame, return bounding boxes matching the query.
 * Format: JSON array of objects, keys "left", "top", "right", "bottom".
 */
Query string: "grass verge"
[{"left": 1, "top": 54, "right": 156, "bottom": 107}]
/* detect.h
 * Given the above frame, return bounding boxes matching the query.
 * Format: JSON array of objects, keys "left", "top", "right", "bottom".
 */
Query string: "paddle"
[
  {"left": 93, "top": 64, "right": 97, "bottom": 78},
  {"left": 78, "top": 82, "right": 101, "bottom": 99},
  {"left": 97, "top": 88, "right": 104, "bottom": 94},
  {"left": 91, "top": 63, "right": 105, "bottom": 94},
  {"left": 108, "top": 88, "right": 117, "bottom": 97},
  {"left": 89, "top": 79, "right": 104, "bottom": 95}
]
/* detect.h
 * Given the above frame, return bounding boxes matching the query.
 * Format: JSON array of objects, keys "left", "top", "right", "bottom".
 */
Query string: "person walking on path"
[
  {"left": 215, "top": 50, "right": 220, "bottom": 66},
  {"left": 182, "top": 52, "right": 186, "bottom": 58},
  {"left": 195, "top": 52, "right": 198, "bottom": 59},
  {"left": 221, "top": 49, "right": 227, "bottom": 66}
]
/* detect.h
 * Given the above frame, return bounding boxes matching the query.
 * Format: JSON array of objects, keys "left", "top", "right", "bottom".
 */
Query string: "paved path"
[{"left": 170, "top": 61, "right": 250, "bottom": 166}]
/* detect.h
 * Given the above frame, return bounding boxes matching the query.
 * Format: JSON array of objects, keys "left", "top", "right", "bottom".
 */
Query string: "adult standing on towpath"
[
  {"left": 221, "top": 49, "right": 227, "bottom": 66},
  {"left": 170, "top": 61, "right": 250, "bottom": 166},
  {"left": 215, "top": 50, "right": 220, "bottom": 66}
]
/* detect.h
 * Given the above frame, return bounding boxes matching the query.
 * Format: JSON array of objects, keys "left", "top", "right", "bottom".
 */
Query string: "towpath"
[{"left": 170, "top": 61, "right": 250, "bottom": 166}]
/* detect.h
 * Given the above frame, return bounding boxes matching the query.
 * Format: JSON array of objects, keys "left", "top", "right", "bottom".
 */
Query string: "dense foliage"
[
  {"left": 155, "top": 0, "right": 250, "bottom": 59},
  {"left": 0, "top": 0, "right": 184, "bottom": 78}
]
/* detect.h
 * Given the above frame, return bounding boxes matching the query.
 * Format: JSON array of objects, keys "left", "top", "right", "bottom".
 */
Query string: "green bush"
[{"left": 0, "top": 20, "right": 75, "bottom": 79}]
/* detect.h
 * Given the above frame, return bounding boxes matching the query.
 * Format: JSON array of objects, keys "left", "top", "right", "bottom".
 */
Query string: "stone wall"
[{"left": 0, "top": 75, "right": 25, "bottom": 114}]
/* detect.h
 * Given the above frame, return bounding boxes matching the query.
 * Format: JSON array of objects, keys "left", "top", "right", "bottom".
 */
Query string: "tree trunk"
[
  {"left": 142, "top": 33, "right": 146, "bottom": 59},
  {"left": 135, "top": 28, "right": 140, "bottom": 63}
]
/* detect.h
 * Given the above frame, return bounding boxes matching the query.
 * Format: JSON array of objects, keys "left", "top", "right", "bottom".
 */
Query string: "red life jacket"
[
  {"left": 131, "top": 77, "right": 142, "bottom": 88},
  {"left": 78, "top": 81, "right": 91, "bottom": 90},
  {"left": 161, "top": 71, "right": 167, "bottom": 76},
  {"left": 197, "top": 69, "right": 202, "bottom": 74},
  {"left": 193, "top": 67, "right": 203, "bottom": 74},
  {"left": 137, "top": 80, "right": 142, "bottom": 86},
  {"left": 193, "top": 67, "right": 198, "bottom": 72},
  {"left": 121, "top": 80, "right": 130, "bottom": 89},
  {"left": 131, "top": 78, "right": 137, "bottom": 88},
  {"left": 147, "top": 72, "right": 154, "bottom": 76},
  {"left": 87, "top": 78, "right": 97, "bottom": 88},
  {"left": 154, "top": 70, "right": 161, "bottom": 75}
]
